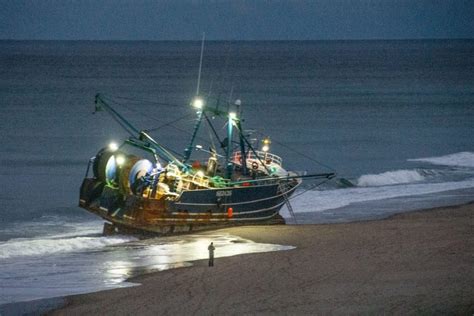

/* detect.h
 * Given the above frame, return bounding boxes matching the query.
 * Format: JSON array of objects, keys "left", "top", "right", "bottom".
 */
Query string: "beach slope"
[{"left": 52, "top": 204, "right": 474, "bottom": 315}]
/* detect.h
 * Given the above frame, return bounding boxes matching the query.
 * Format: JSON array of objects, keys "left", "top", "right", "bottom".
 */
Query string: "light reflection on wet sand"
[
  {"left": 0, "top": 232, "right": 294, "bottom": 305},
  {"left": 104, "top": 233, "right": 294, "bottom": 283}
]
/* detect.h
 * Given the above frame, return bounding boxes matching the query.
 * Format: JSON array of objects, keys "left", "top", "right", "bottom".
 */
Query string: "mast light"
[
  {"left": 109, "top": 142, "right": 119, "bottom": 151},
  {"left": 262, "top": 137, "right": 271, "bottom": 152},
  {"left": 192, "top": 97, "right": 204, "bottom": 109}
]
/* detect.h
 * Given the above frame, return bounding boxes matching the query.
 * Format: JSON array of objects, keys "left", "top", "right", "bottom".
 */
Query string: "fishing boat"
[
  {"left": 79, "top": 93, "right": 334, "bottom": 235},
  {"left": 79, "top": 44, "right": 335, "bottom": 235}
]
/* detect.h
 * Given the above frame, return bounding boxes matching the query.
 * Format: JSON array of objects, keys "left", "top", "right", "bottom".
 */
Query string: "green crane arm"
[{"left": 94, "top": 94, "right": 186, "bottom": 168}]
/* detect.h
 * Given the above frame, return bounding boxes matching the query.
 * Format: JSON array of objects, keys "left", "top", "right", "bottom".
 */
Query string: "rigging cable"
[
  {"left": 107, "top": 95, "right": 186, "bottom": 107},
  {"left": 102, "top": 95, "right": 212, "bottom": 146},
  {"left": 98, "top": 95, "right": 213, "bottom": 158},
  {"left": 256, "top": 130, "right": 336, "bottom": 172},
  {"left": 253, "top": 102, "right": 337, "bottom": 172},
  {"left": 145, "top": 113, "right": 195, "bottom": 132},
  {"left": 288, "top": 177, "right": 333, "bottom": 201}
]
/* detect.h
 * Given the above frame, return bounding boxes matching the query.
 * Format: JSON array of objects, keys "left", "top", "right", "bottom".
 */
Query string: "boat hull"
[{"left": 79, "top": 177, "right": 300, "bottom": 235}]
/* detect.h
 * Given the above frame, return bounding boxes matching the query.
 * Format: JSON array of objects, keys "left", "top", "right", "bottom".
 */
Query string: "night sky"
[{"left": 1, "top": 0, "right": 473, "bottom": 40}]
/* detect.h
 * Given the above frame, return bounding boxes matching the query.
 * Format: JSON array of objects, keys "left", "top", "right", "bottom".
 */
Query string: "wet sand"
[{"left": 51, "top": 203, "right": 474, "bottom": 315}]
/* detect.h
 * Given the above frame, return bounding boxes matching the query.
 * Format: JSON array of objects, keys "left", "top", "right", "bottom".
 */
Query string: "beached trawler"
[
  {"left": 79, "top": 93, "right": 334, "bottom": 235},
  {"left": 79, "top": 43, "right": 334, "bottom": 235}
]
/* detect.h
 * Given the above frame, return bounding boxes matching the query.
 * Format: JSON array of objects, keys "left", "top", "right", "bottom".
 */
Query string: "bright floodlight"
[
  {"left": 109, "top": 142, "right": 119, "bottom": 151},
  {"left": 196, "top": 170, "right": 204, "bottom": 177},
  {"left": 262, "top": 137, "right": 271, "bottom": 152},
  {"left": 192, "top": 98, "right": 204, "bottom": 109},
  {"left": 229, "top": 112, "right": 237, "bottom": 120},
  {"left": 115, "top": 155, "right": 125, "bottom": 166}
]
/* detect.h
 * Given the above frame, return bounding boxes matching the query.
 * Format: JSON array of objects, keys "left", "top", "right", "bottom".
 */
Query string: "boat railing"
[{"left": 232, "top": 151, "right": 283, "bottom": 167}]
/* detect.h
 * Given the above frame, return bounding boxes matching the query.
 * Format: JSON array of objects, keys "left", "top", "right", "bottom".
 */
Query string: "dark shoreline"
[
  {"left": 51, "top": 201, "right": 473, "bottom": 314},
  {"left": 2, "top": 200, "right": 473, "bottom": 315}
]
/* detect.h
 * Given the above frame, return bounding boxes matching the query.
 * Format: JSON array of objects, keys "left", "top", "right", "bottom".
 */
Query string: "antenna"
[
  {"left": 184, "top": 33, "right": 206, "bottom": 163},
  {"left": 196, "top": 32, "right": 205, "bottom": 96},
  {"left": 227, "top": 85, "right": 234, "bottom": 112}
]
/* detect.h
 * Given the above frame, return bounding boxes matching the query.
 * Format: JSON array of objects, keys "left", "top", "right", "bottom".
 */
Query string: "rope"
[
  {"left": 261, "top": 132, "right": 336, "bottom": 172},
  {"left": 97, "top": 94, "right": 338, "bottom": 178},
  {"left": 101, "top": 95, "right": 213, "bottom": 150},
  {"left": 107, "top": 95, "right": 185, "bottom": 107},
  {"left": 102, "top": 95, "right": 183, "bottom": 124},
  {"left": 145, "top": 113, "right": 195, "bottom": 132},
  {"left": 252, "top": 103, "right": 337, "bottom": 172},
  {"left": 288, "top": 177, "right": 333, "bottom": 201}
]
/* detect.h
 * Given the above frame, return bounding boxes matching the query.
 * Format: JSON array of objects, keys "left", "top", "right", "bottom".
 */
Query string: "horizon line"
[{"left": 1, "top": 37, "right": 473, "bottom": 42}]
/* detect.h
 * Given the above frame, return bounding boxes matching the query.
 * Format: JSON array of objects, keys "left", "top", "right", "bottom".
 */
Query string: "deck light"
[
  {"left": 196, "top": 170, "right": 204, "bottom": 177},
  {"left": 192, "top": 97, "right": 204, "bottom": 109},
  {"left": 109, "top": 142, "right": 119, "bottom": 151},
  {"left": 115, "top": 155, "right": 125, "bottom": 166},
  {"left": 262, "top": 137, "right": 271, "bottom": 152}
]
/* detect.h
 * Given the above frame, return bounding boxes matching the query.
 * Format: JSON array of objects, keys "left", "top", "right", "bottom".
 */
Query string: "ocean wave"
[
  {"left": 0, "top": 218, "right": 106, "bottom": 241},
  {"left": 357, "top": 169, "right": 425, "bottom": 187},
  {"left": 0, "top": 235, "right": 136, "bottom": 259},
  {"left": 288, "top": 177, "right": 474, "bottom": 214},
  {"left": 408, "top": 151, "right": 474, "bottom": 168}
]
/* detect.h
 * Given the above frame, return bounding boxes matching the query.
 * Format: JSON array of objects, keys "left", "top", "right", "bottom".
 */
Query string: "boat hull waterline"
[{"left": 80, "top": 176, "right": 301, "bottom": 235}]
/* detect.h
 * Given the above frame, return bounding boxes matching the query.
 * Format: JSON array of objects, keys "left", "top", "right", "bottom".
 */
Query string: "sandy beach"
[{"left": 50, "top": 203, "right": 474, "bottom": 315}]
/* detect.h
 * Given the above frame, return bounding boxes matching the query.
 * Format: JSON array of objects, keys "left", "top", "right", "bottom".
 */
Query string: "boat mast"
[
  {"left": 183, "top": 33, "right": 206, "bottom": 163},
  {"left": 226, "top": 112, "right": 235, "bottom": 178},
  {"left": 235, "top": 100, "right": 248, "bottom": 176}
]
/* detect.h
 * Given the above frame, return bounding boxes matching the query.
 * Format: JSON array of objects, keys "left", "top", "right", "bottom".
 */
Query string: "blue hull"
[{"left": 79, "top": 177, "right": 300, "bottom": 235}]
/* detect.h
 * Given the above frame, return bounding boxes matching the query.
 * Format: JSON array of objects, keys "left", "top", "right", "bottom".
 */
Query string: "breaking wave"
[
  {"left": 357, "top": 169, "right": 425, "bottom": 187},
  {"left": 408, "top": 151, "right": 474, "bottom": 168},
  {"left": 289, "top": 177, "right": 474, "bottom": 214},
  {"left": 0, "top": 235, "right": 136, "bottom": 259}
]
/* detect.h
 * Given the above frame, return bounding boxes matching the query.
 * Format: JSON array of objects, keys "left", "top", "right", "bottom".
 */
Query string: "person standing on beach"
[{"left": 208, "top": 242, "right": 215, "bottom": 267}]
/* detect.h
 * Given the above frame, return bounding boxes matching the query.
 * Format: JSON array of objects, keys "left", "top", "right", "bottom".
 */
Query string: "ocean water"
[{"left": 1, "top": 40, "right": 473, "bottom": 305}]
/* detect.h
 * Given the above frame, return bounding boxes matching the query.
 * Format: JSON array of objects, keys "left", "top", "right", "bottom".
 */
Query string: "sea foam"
[
  {"left": 0, "top": 235, "right": 136, "bottom": 259},
  {"left": 288, "top": 177, "right": 474, "bottom": 214},
  {"left": 408, "top": 152, "right": 474, "bottom": 168},
  {"left": 357, "top": 169, "right": 424, "bottom": 187}
]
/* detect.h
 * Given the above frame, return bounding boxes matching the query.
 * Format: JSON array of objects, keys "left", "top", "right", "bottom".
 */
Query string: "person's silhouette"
[{"left": 208, "top": 242, "right": 215, "bottom": 267}]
